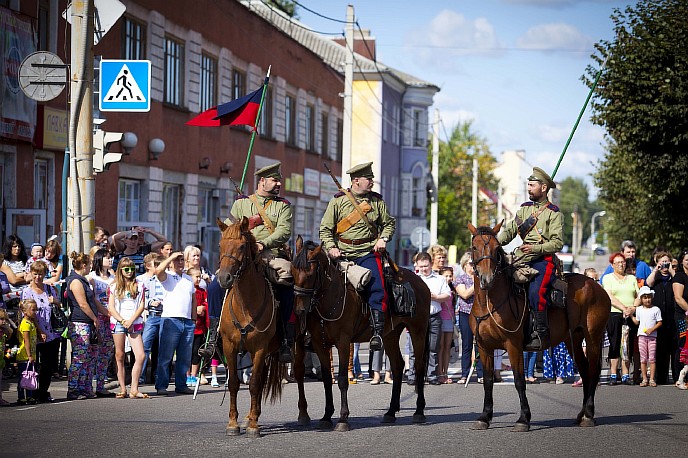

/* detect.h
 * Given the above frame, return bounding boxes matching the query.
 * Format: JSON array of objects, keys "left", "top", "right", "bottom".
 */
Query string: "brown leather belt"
[{"left": 337, "top": 235, "right": 377, "bottom": 246}]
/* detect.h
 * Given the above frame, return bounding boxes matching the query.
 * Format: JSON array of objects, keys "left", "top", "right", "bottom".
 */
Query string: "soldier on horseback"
[
  {"left": 201, "top": 162, "right": 295, "bottom": 363},
  {"left": 497, "top": 167, "right": 563, "bottom": 351},
  {"left": 319, "top": 162, "right": 395, "bottom": 351}
]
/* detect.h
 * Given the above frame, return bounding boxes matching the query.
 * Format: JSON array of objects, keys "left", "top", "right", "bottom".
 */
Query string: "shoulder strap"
[{"left": 248, "top": 194, "right": 276, "bottom": 234}]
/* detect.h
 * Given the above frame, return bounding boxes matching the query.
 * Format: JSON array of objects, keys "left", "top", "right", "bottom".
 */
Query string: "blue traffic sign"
[{"left": 99, "top": 60, "right": 151, "bottom": 112}]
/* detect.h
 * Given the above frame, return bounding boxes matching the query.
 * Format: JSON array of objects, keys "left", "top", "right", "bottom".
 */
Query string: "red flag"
[{"left": 186, "top": 86, "right": 264, "bottom": 128}]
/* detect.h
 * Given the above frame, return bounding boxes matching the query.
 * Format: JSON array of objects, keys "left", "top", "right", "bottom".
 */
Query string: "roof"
[{"left": 240, "top": 1, "right": 439, "bottom": 91}]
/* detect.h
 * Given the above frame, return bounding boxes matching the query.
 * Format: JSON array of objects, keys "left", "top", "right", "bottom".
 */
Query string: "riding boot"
[
  {"left": 199, "top": 317, "right": 220, "bottom": 359},
  {"left": 369, "top": 309, "right": 385, "bottom": 352},
  {"left": 525, "top": 310, "right": 550, "bottom": 352},
  {"left": 279, "top": 322, "right": 295, "bottom": 364}
]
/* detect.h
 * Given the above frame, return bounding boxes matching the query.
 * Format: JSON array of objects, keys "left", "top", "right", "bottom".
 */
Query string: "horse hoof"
[
  {"left": 579, "top": 417, "right": 596, "bottom": 427},
  {"left": 246, "top": 427, "right": 261, "bottom": 438},
  {"left": 317, "top": 420, "right": 334, "bottom": 430},
  {"left": 297, "top": 415, "right": 311, "bottom": 427},
  {"left": 226, "top": 426, "right": 241, "bottom": 436},
  {"left": 512, "top": 422, "right": 530, "bottom": 432},
  {"left": 334, "top": 422, "right": 350, "bottom": 432},
  {"left": 473, "top": 420, "right": 490, "bottom": 430},
  {"left": 412, "top": 414, "right": 426, "bottom": 424},
  {"left": 382, "top": 414, "right": 397, "bottom": 424}
]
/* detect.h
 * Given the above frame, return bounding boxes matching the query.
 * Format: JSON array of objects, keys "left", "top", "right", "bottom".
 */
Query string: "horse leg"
[
  {"left": 506, "top": 342, "right": 531, "bottom": 432},
  {"left": 570, "top": 331, "right": 600, "bottom": 427},
  {"left": 409, "top": 324, "right": 428, "bottom": 424},
  {"left": 293, "top": 330, "right": 310, "bottom": 426},
  {"left": 245, "top": 349, "right": 266, "bottom": 438},
  {"left": 225, "top": 348, "right": 242, "bottom": 436},
  {"left": 315, "top": 343, "right": 335, "bottom": 430},
  {"left": 334, "top": 342, "right": 351, "bottom": 432},
  {"left": 382, "top": 327, "right": 405, "bottom": 423},
  {"left": 474, "top": 347, "right": 494, "bottom": 430}
]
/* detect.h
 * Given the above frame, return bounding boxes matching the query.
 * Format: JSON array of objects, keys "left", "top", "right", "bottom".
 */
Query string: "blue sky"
[{"left": 294, "top": 0, "right": 634, "bottom": 197}]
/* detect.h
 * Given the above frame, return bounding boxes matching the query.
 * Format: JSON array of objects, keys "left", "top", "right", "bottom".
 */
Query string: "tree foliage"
[
  {"left": 430, "top": 121, "right": 499, "bottom": 254},
  {"left": 587, "top": 0, "right": 688, "bottom": 258},
  {"left": 267, "top": 0, "right": 298, "bottom": 18},
  {"left": 556, "top": 177, "right": 601, "bottom": 250}
]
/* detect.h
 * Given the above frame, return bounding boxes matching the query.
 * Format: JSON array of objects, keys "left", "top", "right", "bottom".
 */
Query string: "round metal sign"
[
  {"left": 410, "top": 226, "right": 431, "bottom": 250},
  {"left": 19, "top": 51, "right": 67, "bottom": 102}
]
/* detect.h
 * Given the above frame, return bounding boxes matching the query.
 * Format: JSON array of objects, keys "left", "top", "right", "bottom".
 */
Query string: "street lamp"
[{"left": 590, "top": 210, "right": 606, "bottom": 257}]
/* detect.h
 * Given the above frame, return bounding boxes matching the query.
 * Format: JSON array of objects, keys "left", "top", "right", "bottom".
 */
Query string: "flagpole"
[
  {"left": 551, "top": 58, "right": 606, "bottom": 179},
  {"left": 239, "top": 65, "right": 271, "bottom": 190}
]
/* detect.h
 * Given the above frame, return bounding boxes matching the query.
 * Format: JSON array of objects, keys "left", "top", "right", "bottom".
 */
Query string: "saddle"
[
  {"left": 506, "top": 253, "right": 567, "bottom": 310},
  {"left": 383, "top": 264, "right": 416, "bottom": 317}
]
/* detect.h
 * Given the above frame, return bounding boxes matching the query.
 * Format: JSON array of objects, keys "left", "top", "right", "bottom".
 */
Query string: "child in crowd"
[
  {"left": 583, "top": 267, "right": 598, "bottom": 280},
  {"left": 188, "top": 268, "right": 209, "bottom": 387},
  {"left": 24, "top": 243, "right": 44, "bottom": 274},
  {"left": 438, "top": 267, "right": 456, "bottom": 383},
  {"left": 108, "top": 257, "right": 147, "bottom": 398},
  {"left": 138, "top": 253, "right": 164, "bottom": 385},
  {"left": 0, "top": 308, "right": 12, "bottom": 406},
  {"left": 678, "top": 332, "right": 688, "bottom": 390},
  {"left": 17, "top": 299, "right": 39, "bottom": 405},
  {"left": 631, "top": 286, "right": 662, "bottom": 387}
]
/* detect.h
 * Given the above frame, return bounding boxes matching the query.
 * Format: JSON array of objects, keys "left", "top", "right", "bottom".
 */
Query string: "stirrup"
[
  {"left": 524, "top": 333, "right": 549, "bottom": 352},
  {"left": 369, "top": 334, "right": 384, "bottom": 352},
  {"left": 198, "top": 342, "right": 215, "bottom": 359},
  {"left": 279, "top": 343, "right": 293, "bottom": 363}
]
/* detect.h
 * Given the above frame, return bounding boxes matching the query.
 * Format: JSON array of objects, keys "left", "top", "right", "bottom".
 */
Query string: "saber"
[{"left": 465, "top": 338, "right": 480, "bottom": 388}]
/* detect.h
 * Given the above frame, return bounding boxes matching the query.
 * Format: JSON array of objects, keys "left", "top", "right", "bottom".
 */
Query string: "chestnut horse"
[
  {"left": 215, "top": 217, "right": 287, "bottom": 437},
  {"left": 290, "top": 236, "right": 431, "bottom": 431},
  {"left": 468, "top": 222, "right": 610, "bottom": 431}
]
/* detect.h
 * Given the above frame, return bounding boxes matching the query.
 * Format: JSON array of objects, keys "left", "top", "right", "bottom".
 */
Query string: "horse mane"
[
  {"left": 293, "top": 240, "right": 320, "bottom": 271},
  {"left": 223, "top": 220, "right": 258, "bottom": 259}
]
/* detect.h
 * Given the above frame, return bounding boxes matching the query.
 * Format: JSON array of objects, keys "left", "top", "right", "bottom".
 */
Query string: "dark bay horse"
[
  {"left": 468, "top": 222, "right": 610, "bottom": 431},
  {"left": 215, "top": 217, "right": 287, "bottom": 437},
  {"left": 290, "top": 236, "right": 431, "bottom": 431}
]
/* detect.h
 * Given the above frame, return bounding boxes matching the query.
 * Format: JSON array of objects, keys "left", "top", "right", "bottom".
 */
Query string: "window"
[
  {"left": 197, "top": 187, "right": 220, "bottom": 271},
  {"left": 304, "top": 207, "right": 314, "bottom": 238},
  {"left": 259, "top": 87, "right": 273, "bottom": 138},
  {"left": 320, "top": 112, "right": 329, "bottom": 156},
  {"left": 162, "top": 184, "right": 181, "bottom": 248},
  {"left": 38, "top": 0, "right": 49, "bottom": 51},
  {"left": 285, "top": 94, "right": 296, "bottom": 146},
  {"left": 118, "top": 179, "right": 141, "bottom": 223},
  {"left": 413, "top": 109, "right": 425, "bottom": 147},
  {"left": 305, "top": 104, "right": 315, "bottom": 152},
  {"left": 392, "top": 106, "right": 400, "bottom": 145},
  {"left": 232, "top": 69, "right": 246, "bottom": 100},
  {"left": 34, "top": 159, "right": 48, "bottom": 208},
  {"left": 164, "top": 36, "right": 184, "bottom": 106},
  {"left": 122, "top": 17, "right": 146, "bottom": 60},
  {"left": 199, "top": 54, "right": 217, "bottom": 112},
  {"left": 336, "top": 118, "right": 343, "bottom": 161}
]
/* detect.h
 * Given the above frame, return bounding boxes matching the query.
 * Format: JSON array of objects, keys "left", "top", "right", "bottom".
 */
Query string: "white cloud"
[
  {"left": 405, "top": 10, "right": 503, "bottom": 70},
  {"left": 502, "top": 0, "right": 616, "bottom": 8},
  {"left": 517, "top": 23, "right": 594, "bottom": 52},
  {"left": 536, "top": 124, "right": 570, "bottom": 143}
]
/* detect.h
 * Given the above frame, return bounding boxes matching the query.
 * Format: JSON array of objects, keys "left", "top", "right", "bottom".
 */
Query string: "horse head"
[
  {"left": 291, "top": 235, "right": 325, "bottom": 317},
  {"left": 468, "top": 220, "right": 504, "bottom": 290},
  {"left": 216, "top": 216, "right": 257, "bottom": 289}
]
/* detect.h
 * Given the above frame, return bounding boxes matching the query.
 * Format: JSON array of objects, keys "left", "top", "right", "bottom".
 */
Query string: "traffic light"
[{"left": 93, "top": 130, "right": 124, "bottom": 173}]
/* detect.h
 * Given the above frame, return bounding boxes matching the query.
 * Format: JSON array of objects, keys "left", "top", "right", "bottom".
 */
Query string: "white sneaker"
[
  {"left": 678, "top": 382, "right": 687, "bottom": 390},
  {"left": 211, "top": 377, "right": 219, "bottom": 388}
]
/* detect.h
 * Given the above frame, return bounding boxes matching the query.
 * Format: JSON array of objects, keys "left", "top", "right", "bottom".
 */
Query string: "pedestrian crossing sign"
[{"left": 99, "top": 60, "right": 151, "bottom": 112}]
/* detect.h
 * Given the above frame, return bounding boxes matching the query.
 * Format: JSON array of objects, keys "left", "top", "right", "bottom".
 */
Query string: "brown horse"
[
  {"left": 290, "top": 236, "right": 431, "bottom": 430},
  {"left": 468, "top": 222, "right": 610, "bottom": 431},
  {"left": 215, "top": 217, "right": 287, "bottom": 437}
]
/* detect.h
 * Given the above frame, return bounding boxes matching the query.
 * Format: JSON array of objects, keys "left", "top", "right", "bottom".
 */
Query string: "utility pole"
[
  {"left": 430, "top": 109, "right": 439, "bottom": 245},
  {"left": 68, "top": 0, "right": 95, "bottom": 253},
  {"left": 471, "top": 155, "right": 478, "bottom": 227},
  {"left": 341, "top": 5, "right": 354, "bottom": 176}
]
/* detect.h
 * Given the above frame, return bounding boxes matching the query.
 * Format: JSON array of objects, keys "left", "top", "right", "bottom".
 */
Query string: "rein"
[{"left": 293, "top": 254, "right": 347, "bottom": 322}]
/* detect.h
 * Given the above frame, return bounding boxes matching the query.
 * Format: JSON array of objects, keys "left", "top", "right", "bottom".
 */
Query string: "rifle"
[{"left": 323, "top": 162, "right": 378, "bottom": 238}]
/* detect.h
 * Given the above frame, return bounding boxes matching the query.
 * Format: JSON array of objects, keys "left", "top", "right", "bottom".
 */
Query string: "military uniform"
[
  {"left": 497, "top": 167, "right": 563, "bottom": 351},
  {"left": 319, "top": 162, "right": 395, "bottom": 351}
]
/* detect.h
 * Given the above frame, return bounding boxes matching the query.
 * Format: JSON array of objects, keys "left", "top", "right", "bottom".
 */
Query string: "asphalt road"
[{"left": 2, "top": 361, "right": 687, "bottom": 457}]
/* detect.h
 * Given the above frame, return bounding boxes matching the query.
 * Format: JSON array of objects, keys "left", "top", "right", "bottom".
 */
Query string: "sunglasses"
[{"left": 122, "top": 267, "right": 136, "bottom": 273}]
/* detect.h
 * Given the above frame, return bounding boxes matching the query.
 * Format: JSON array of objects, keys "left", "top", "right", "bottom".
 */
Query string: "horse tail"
[
  {"left": 416, "top": 324, "right": 431, "bottom": 394},
  {"left": 262, "top": 352, "right": 287, "bottom": 404}
]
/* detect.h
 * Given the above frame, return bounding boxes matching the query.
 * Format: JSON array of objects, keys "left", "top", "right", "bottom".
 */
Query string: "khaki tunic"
[
  {"left": 230, "top": 194, "right": 292, "bottom": 257},
  {"left": 497, "top": 199, "right": 563, "bottom": 263},
  {"left": 319, "top": 190, "right": 395, "bottom": 259}
]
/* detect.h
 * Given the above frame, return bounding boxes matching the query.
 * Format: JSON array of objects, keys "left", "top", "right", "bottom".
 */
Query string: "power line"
[
  {"left": 249, "top": 0, "right": 344, "bottom": 36},
  {"left": 292, "top": 0, "right": 349, "bottom": 24}
]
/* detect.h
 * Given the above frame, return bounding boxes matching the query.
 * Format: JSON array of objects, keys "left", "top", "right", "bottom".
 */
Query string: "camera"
[{"left": 661, "top": 262, "right": 670, "bottom": 269}]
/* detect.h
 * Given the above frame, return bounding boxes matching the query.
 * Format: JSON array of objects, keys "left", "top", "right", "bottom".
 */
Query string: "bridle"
[
  {"left": 471, "top": 228, "right": 505, "bottom": 290},
  {"left": 219, "top": 231, "right": 254, "bottom": 284},
  {"left": 293, "top": 256, "right": 326, "bottom": 313}
]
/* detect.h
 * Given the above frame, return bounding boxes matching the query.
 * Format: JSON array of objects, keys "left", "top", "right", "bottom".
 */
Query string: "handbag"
[
  {"left": 89, "top": 323, "right": 99, "bottom": 345},
  {"left": 20, "top": 362, "right": 39, "bottom": 391},
  {"left": 50, "top": 303, "right": 69, "bottom": 334}
]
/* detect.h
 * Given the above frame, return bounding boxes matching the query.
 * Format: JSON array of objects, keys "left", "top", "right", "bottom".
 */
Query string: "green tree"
[
  {"left": 587, "top": 0, "right": 688, "bottom": 258},
  {"left": 430, "top": 121, "right": 499, "bottom": 254},
  {"left": 267, "top": 0, "right": 298, "bottom": 18},
  {"left": 556, "top": 177, "right": 601, "bottom": 252}
]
